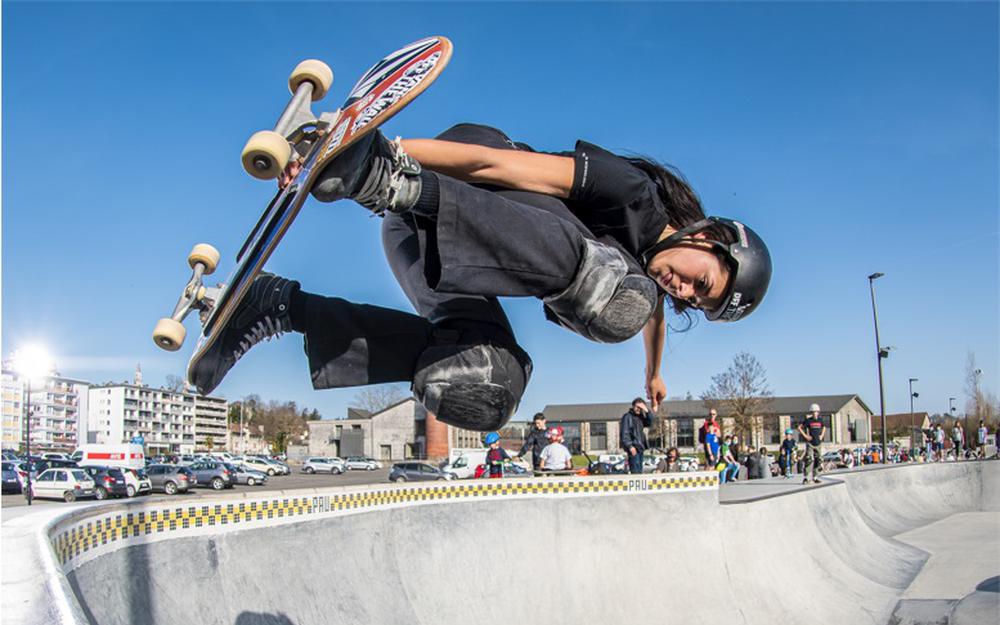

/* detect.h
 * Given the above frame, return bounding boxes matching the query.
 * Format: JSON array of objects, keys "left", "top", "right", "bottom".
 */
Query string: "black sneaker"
[
  {"left": 190, "top": 273, "right": 298, "bottom": 395},
  {"left": 311, "top": 130, "right": 421, "bottom": 215}
]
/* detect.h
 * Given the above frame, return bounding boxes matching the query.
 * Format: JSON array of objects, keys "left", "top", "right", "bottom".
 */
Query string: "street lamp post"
[
  {"left": 909, "top": 378, "right": 919, "bottom": 456},
  {"left": 14, "top": 346, "right": 53, "bottom": 506},
  {"left": 868, "top": 273, "right": 888, "bottom": 464},
  {"left": 24, "top": 378, "right": 34, "bottom": 505}
]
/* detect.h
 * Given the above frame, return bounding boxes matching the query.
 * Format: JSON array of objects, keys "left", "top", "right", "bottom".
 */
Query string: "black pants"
[{"left": 301, "top": 124, "right": 600, "bottom": 392}]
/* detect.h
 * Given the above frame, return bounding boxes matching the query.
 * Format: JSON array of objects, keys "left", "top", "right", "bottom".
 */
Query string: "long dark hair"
[{"left": 624, "top": 155, "right": 736, "bottom": 323}]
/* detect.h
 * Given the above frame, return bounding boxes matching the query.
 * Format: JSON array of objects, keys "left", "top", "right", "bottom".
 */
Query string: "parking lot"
[{"left": 1, "top": 464, "right": 392, "bottom": 509}]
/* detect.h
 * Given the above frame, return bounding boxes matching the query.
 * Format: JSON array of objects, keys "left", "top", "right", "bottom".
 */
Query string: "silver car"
[
  {"left": 228, "top": 463, "right": 269, "bottom": 486},
  {"left": 344, "top": 456, "right": 380, "bottom": 471},
  {"left": 302, "top": 457, "right": 345, "bottom": 474}
]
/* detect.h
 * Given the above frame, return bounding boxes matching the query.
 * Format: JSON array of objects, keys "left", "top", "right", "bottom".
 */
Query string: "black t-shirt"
[
  {"left": 802, "top": 416, "right": 824, "bottom": 446},
  {"left": 562, "top": 140, "right": 670, "bottom": 262}
]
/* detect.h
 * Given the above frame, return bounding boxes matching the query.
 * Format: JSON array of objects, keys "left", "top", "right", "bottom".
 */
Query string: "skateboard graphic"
[{"left": 152, "top": 37, "right": 453, "bottom": 387}]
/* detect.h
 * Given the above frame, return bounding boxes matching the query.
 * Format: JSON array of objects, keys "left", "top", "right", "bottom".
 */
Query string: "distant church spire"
[{"left": 134, "top": 363, "right": 143, "bottom": 386}]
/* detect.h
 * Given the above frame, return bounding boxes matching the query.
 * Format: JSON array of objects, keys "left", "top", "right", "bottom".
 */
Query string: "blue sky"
[{"left": 3, "top": 2, "right": 997, "bottom": 422}]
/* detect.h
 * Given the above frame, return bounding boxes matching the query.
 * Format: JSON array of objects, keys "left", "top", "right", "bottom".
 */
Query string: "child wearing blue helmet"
[
  {"left": 483, "top": 432, "right": 510, "bottom": 479},
  {"left": 780, "top": 429, "right": 797, "bottom": 479}
]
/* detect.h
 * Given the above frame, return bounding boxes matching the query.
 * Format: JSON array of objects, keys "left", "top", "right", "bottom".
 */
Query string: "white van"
[
  {"left": 441, "top": 448, "right": 489, "bottom": 479},
  {"left": 73, "top": 444, "right": 145, "bottom": 470}
]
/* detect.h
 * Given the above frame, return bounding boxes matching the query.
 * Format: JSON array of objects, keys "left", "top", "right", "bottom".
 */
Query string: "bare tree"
[
  {"left": 351, "top": 384, "right": 409, "bottom": 414},
  {"left": 165, "top": 375, "right": 186, "bottom": 392},
  {"left": 701, "top": 352, "right": 773, "bottom": 448}
]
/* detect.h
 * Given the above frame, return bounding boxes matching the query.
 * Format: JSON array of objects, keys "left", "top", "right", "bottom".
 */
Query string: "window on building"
[
  {"left": 551, "top": 422, "right": 582, "bottom": 454},
  {"left": 677, "top": 419, "right": 695, "bottom": 448},
  {"left": 589, "top": 422, "right": 607, "bottom": 450},
  {"left": 763, "top": 416, "right": 781, "bottom": 445}
]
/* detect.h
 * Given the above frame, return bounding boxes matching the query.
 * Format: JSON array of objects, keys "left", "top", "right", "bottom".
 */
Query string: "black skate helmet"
[{"left": 640, "top": 217, "right": 772, "bottom": 322}]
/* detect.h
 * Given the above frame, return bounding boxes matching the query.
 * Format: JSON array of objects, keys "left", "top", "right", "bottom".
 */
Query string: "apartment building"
[
  {"left": 195, "top": 395, "right": 229, "bottom": 451},
  {"left": 87, "top": 367, "right": 228, "bottom": 455},
  {"left": 1, "top": 367, "right": 90, "bottom": 452}
]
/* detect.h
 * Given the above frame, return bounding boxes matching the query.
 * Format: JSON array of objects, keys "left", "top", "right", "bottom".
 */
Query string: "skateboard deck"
[{"left": 151, "top": 37, "right": 452, "bottom": 391}]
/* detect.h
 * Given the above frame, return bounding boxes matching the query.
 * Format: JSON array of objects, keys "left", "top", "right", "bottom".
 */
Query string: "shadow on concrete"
[{"left": 235, "top": 612, "right": 297, "bottom": 625}]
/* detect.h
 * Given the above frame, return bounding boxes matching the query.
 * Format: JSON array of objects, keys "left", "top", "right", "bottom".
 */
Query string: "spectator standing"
[
  {"left": 539, "top": 426, "right": 572, "bottom": 472},
  {"left": 656, "top": 447, "right": 682, "bottom": 473},
  {"left": 779, "top": 429, "right": 797, "bottom": 478},
  {"left": 797, "top": 404, "right": 825, "bottom": 484},
  {"left": 483, "top": 433, "right": 510, "bottom": 478},
  {"left": 933, "top": 424, "right": 945, "bottom": 461},
  {"left": 702, "top": 410, "right": 722, "bottom": 469},
  {"left": 516, "top": 412, "right": 551, "bottom": 472},
  {"left": 951, "top": 422, "right": 965, "bottom": 459},
  {"left": 620, "top": 398, "right": 652, "bottom": 474},
  {"left": 977, "top": 420, "right": 989, "bottom": 458}
]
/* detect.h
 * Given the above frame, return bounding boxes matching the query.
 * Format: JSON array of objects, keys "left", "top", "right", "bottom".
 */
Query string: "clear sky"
[{"left": 3, "top": 2, "right": 997, "bottom": 422}]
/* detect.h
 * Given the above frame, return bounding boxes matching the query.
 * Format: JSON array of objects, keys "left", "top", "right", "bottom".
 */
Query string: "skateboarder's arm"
[
  {"left": 642, "top": 296, "right": 667, "bottom": 412},
  {"left": 400, "top": 139, "right": 574, "bottom": 197}
]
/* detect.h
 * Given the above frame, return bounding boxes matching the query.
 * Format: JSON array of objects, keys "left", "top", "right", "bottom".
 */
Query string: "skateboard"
[{"left": 151, "top": 37, "right": 453, "bottom": 388}]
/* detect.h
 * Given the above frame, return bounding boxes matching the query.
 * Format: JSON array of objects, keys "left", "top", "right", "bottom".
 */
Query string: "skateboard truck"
[
  {"left": 240, "top": 60, "right": 337, "bottom": 181},
  {"left": 152, "top": 244, "right": 221, "bottom": 351}
]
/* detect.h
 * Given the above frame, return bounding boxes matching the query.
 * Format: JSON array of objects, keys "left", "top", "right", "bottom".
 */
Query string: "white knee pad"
[
  {"left": 544, "top": 239, "right": 657, "bottom": 343},
  {"left": 412, "top": 342, "right": 531, "bottom": 431}
]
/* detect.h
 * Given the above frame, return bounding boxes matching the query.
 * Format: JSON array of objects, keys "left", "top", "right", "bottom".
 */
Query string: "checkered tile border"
[{"left": 49, "top": 473, "right": 717, "bottom": 571}]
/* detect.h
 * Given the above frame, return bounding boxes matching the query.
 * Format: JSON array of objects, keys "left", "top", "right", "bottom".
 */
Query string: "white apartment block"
[
  {"left": 87, "top": 386, "right": 229, "bottom": 455},
  {"left": 195, "top": 395, "right": 229, "bottom": 452},
  {"left": 1, "top": 368, "right": 89, "bottom": 452}
]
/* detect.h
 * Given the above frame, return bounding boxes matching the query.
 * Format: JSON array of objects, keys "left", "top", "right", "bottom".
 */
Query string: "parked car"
[
  {"left": 240, "top": 456, "right": 279, "bottom": 476},
  {"left": 31, "top": 468, "right": 96, "bottom": 502},
  {"left": 2, "top": 450, "right": 19, "bottom": 462},
  {"left": 188, "top": 461, "right": 235, "bottom": 490},
  {"left": 263, "top": 458, "right": 291, "bottom": 475},
  {"left": 2, "top": 461, "right": 22, "bottom": 493},
  {"left": 302, "top": 457, "right": 345, "bottom": 474},
  {"left": 80, "top": 466, "right": 130, "bottom": 499},
  {"left": 389, "top": 462, "right": 454, "bottom": 482},
  {"left": 125, "top": 468, "right": 152, "bottom": 496},
  {"left": 41, "top": 452, "right": 73, "bottom": 462},
  {"left": 228, "top": 463, "right": 269, "bottom": 486},
  {"left": 344, "top": 456, "right": 380, "bottom": 471},
  {"left": 145, "top": 464, "right": 193, "bottom": 494}
]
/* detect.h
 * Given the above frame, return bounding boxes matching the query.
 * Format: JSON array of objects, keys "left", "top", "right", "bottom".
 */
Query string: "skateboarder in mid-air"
[{"left": 190, "top": 124, "right": 772, "bottom": 433}]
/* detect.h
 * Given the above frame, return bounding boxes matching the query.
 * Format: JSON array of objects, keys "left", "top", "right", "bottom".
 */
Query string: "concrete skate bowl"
[{"left": 12, "top": 461, "right": 999, "bottom": 625}]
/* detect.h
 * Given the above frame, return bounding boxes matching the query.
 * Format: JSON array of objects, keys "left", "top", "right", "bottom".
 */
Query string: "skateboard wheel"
[
  {"left": 241, "top": 131, "right": 291, "bottom": 180},
  {"left": 153, "top": 318, "right": 186, "bottom": 352},
  {"left": 289, "top": 59, "right": 333, "bottom": 101},
  {"left": 188, "top": 244, "right": 220, "bottom": 274}
]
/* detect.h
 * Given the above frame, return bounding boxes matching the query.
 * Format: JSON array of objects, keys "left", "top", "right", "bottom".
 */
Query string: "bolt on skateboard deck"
[{"left": 152, "top": 36, "right": 452, "bottom": 392}]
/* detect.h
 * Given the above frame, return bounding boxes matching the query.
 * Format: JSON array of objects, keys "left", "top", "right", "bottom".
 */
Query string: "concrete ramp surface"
[{"left": 3, "top": 462, "right": 998, "bottom": 625}]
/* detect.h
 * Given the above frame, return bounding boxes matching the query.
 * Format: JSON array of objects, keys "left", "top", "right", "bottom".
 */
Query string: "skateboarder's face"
[{"left": 645, "top": 234, "right": 731, "bottom": 312}]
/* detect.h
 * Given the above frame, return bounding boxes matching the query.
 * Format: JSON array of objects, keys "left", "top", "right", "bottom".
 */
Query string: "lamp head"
[{"left": 12, "top": 345, "right": 53, "bottom": 382}]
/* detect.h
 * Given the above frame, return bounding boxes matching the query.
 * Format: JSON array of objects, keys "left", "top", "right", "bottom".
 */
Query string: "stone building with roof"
[
  {"left": 306, "top": 398, "right": 502, "bottom": 461},
  {"left": 539, "top": 394, "right": 874, "bottom": 455}
]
